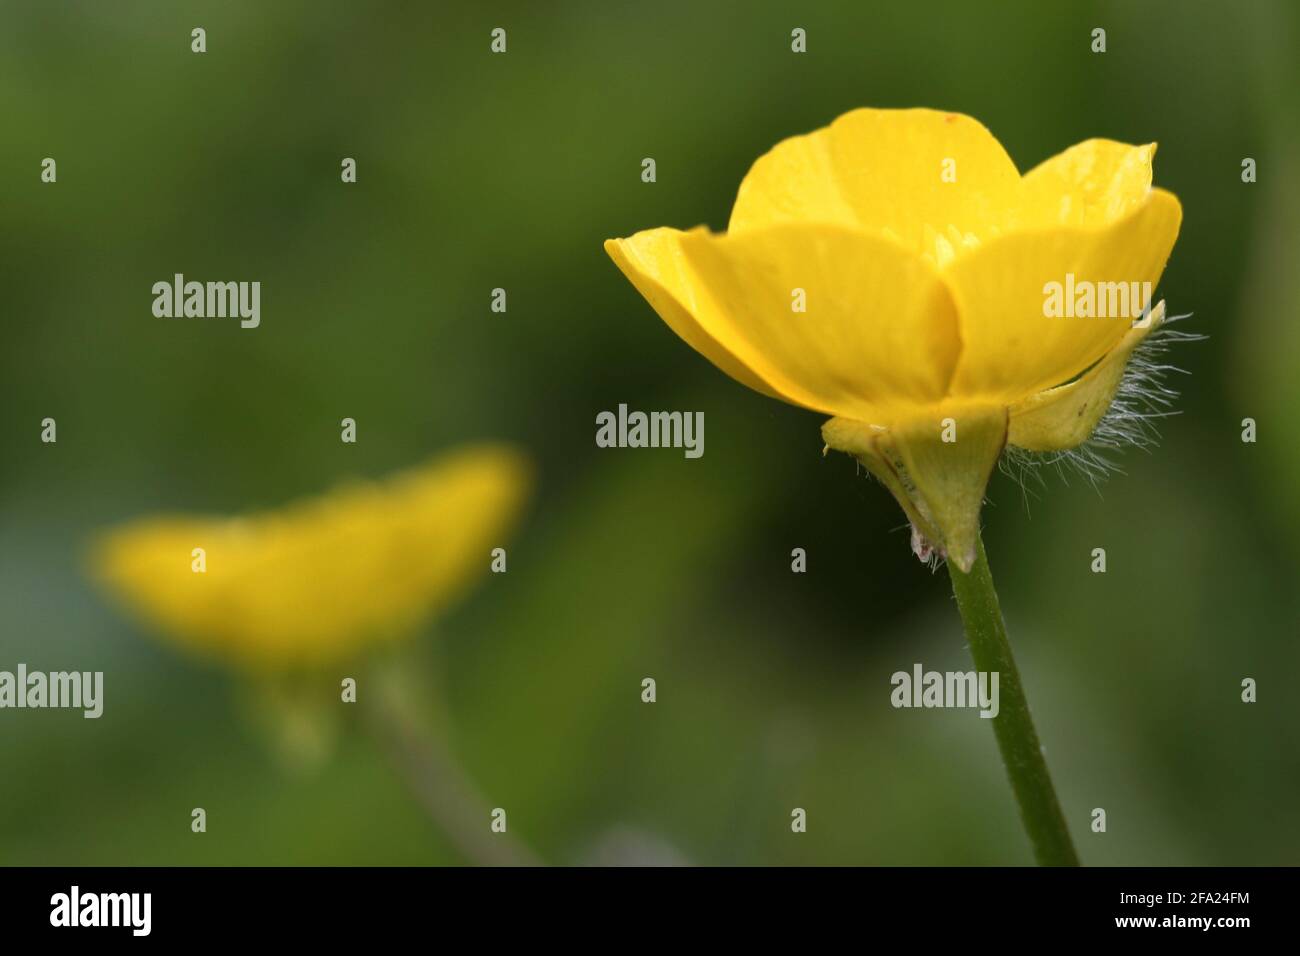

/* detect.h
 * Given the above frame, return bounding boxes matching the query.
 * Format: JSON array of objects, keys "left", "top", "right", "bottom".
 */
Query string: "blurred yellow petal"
[
  {"left": 92, "top": 445, "right": 531, "bottom": 670},
  {"left": 609, "top": 223, "right": 961, "bottom": 420},
  {"left": 1009, "top": 301, "right": 1167, "bottom": 451},
  {"left": 943, "top": 188, "right": 1182, "bottom": 400},
  {"left": 728, "top": 107, "right": 1022, "bottom": 261},
  {"left": 1020, "top": 139, "right": 1157, "bottom": 228}
]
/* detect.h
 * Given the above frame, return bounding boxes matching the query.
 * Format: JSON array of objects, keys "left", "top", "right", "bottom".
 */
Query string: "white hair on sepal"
[{"left": 1000, "top": 310, "right": 1203, "bottom": 503}]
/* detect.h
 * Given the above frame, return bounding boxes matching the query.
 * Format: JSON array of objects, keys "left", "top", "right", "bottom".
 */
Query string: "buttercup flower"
[
  {"left": 92, "top": 444, "right": 531, "bottom": 669},
  {"left": 606, "top": 108, "right": 1182, "bottom": 570}
]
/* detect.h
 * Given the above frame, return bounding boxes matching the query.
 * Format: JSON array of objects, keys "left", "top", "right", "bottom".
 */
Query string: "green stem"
[
  {"left": 948, "top": 533, "right": 1080, "bottom": 866},
  {"left": 364, "top": 662, "right": 542, "bottom": 867}
]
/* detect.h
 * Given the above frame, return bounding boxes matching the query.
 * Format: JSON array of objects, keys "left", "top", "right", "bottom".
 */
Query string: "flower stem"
[
  {"left": 947, "top": 533, "right": 1080, "bottom": 866},
  {"left": 364, "top": 665, "right": 542, "bottom": 867}
]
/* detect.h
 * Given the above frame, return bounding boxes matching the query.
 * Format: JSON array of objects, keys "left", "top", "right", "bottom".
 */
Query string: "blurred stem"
[
  {"left": 948, "top": 534, "right": 1079, "bottom": 867},
  {"left": 364, "top": 661, "right": 541, "bottom": 867}
]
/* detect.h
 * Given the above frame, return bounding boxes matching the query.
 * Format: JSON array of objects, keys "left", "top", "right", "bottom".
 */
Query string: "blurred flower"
[
  {"left": 92, "top": 444, "right": 531, "bottom": 670},
  {"left": 606, "top": 108, "right": 1182, "bottom": 570}
]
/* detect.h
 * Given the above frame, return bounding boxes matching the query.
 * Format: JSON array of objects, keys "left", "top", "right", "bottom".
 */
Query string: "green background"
[{"left": 2, "top": 0, "right": 1297, "bottom": 865}]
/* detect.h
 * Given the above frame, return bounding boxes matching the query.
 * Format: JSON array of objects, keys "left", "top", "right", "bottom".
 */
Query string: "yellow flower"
[
  {"left": 605, "top": 108, "right": 1182, "bottom": 570},
  {"left": 91, "top": 445, "right": 532, "bottom": 670}
]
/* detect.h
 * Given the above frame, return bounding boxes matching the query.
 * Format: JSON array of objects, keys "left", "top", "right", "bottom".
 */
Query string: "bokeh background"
[{"left": 2, "top": 0, "right": 1297, "bottom": 865}]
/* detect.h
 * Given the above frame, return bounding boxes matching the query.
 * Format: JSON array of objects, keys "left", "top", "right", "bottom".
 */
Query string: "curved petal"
[
  {"left": 941, "top": 188, "right": 1182, "bottom": 401},
  {"left": 92, "top": 446, "right": 532, "bottom": 669},
  {"left": 1019, "top": 139, "right": 1157, "bottom": 228},
  {"left": 605, "top": 228, "right": 786, "bottom": 401},
  {"left": 728, "top": 108, "right": 1022, "bottom": 261},
  {"left": 607, "top": 223, "right": 961, "bottom": 421}
]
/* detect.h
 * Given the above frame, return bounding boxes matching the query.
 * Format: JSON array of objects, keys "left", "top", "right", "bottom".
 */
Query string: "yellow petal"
[
  {"left": 604, "top": 228, "right": 785, "bottom": 401},
  {"left": 728, "top": 107, "right": 1022, "bottom": 260},
  {"left": 92, "top": 445, "right": 532, "bottom": 670},
  {"left": 607, "top": 223, "right": 961, "bottom": 420},
  {"left": 1020, "top": 139, "right": 1157, "bottom": 228},
  {"left": 942, "top": 188, "right": 1182, "bottom": 401},
  {"left": 1008, "top": 301, "right": 1166, "bottom": 451}
]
